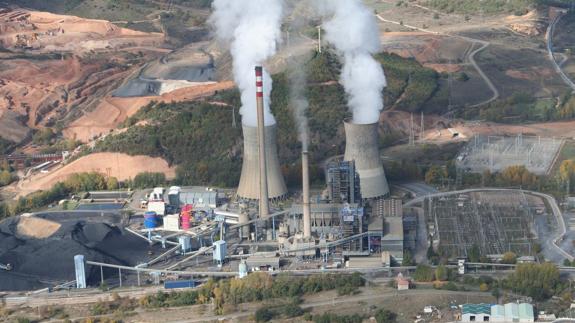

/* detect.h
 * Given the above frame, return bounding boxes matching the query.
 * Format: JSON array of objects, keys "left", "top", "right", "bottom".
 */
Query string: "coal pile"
[{"left": 0, "top": 211, "right": 159, "bottom": 291}]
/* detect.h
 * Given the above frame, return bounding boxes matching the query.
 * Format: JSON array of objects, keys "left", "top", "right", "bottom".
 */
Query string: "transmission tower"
[
  {"left": 420, "top": 111, "right": 425, "bottom": 141},
  {"left": 317, "top": 26, "right": 322, "bottom": 54},
  {"left": 409, "top": 112, "right": 415, "bottom": 146}
]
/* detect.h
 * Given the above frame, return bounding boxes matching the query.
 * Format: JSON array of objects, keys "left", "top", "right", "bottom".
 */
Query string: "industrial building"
[
  {"left": 326, "top": 160, "right": 360, "bottom": 204},
  {"left": 460, "top": 303, "right": 534, "bottom": 323},
  {"left": 180, "top": 187, "right": 219, "bottom": 210},
  {"left": 461, "top": 304, "right": 491, "bottom": 322}
]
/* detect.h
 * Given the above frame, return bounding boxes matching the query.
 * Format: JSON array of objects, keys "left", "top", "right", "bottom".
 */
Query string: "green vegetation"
[
  {"left": 95, "top": 50, "right": 444, "bottom": 187},
  {"left": 375, "top": 53, "right": 441, "bottom": 113},
  {"left": 90, "top": 292, "right": 137, "bottom": 316},
  {"left": 1, "top": 172, "right": 121, "bottom": 219},
  {"left": 0, "top": 138, "right": 15, "bottom": 155},
  {"left": 459, "top": 92, "right": 575, "bottom": 124},
  {"left": 413, "top": 264, "right": 435, "bottom": 282},
  {"left": 140, "top": 273, "right": 365, "bottom": 314},
  {"left": 303, "top": 308, "right": 396, "bottom": 323},
  {"left": 505, "top": 263, "right": 561, "bottom": 301},
  {"left": 132, "top": 172, "right": 166, "bottom": 189},
  {"left": 255, "top": 299, "right": 304, "bottom": 322},
  {"left": 424, "top": 0, "right": 569, "bottom": 15}
]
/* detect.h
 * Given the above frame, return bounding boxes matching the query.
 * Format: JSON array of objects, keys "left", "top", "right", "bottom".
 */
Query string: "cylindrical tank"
[
  {"left": 239, "top": 260, "right": 248, "bottom": 278},
  {"left": 144, "top": 211, "right": 157, "bottom": 219},
  {"left": 181, "top": 204, "right": 192, "bottom": 230},
  {"left": 237, "top": 124, "right": 288, "bottom": 202},
  {"left": 144, "top": 217, "right": 158, "bottom": 229},
  {"left": 178, "top": 236, "right": 191, "bottom": 253},
  {"left": 144, "top": 211, "right": 158, "bottom": 228},
  {"left": 343, "top": 120, "right": 390, "bottom": 199},
  {"left": 238, "top": 212, "right": 249, "bottom": 240}
]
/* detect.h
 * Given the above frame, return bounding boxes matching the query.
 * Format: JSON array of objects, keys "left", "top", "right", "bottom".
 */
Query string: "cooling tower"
[
  {"left": 343, "top": 120, "right": 390, "bottom": 199},
  {"left": 237, "top": 124, "right": 288, "bottom": 201}
]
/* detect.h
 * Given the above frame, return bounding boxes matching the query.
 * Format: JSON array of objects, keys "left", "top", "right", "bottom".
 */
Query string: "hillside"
[{"left": 92, "top": 50, "right": 445, "bottom": 187}]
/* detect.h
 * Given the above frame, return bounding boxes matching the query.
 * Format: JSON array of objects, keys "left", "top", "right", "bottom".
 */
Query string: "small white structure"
[
  {"left": 396, "top": 273, "right": 410, "bottom": 291},
  {"left": 505, "top": 303, "right": 519, "bottom": 322},
  {"left": 458, "top": 258, "right": 466, "bottom": 274},
  {"left": 178, "top": 236, "right": 191, "bottom": 253},
  {"left": 74, "top": 255, "right": 86, "bottom": 289},
  {"left": 213, "top": 240, "right": 227, "bottom": 264},
  {"left": 163, "top": 214, "right": 180, "bottom": 231},
  {"left": 238, "top": 260, "right": 248, "bottom": 279}
]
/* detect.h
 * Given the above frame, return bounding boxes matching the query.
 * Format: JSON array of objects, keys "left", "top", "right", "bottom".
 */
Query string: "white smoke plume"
[
  {"left": 210, "top": 0, "right": 284, "bottom": 127},
  {"left": 315, "top": 0, "right": 387, "bottom": 124}
]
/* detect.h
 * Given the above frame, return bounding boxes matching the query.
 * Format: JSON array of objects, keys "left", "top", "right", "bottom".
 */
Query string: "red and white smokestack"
[{"left": 255, "top": 66, "right": 270, "bottom": 218}]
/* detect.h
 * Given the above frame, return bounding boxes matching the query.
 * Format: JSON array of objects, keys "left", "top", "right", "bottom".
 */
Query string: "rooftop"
[{"left": 462, "top": 304, "right": 492, "bottom": 315}]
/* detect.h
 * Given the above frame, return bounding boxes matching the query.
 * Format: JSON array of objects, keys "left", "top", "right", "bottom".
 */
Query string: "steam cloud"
[
  {"left": 210, "top": 0, "right": 284, "bottom": 127},
  {"left": 288, "top": 57, "right": 310, "bottom": 152},
  {"left": 316, "top": 0, "right": 387, "bottom": 124}
]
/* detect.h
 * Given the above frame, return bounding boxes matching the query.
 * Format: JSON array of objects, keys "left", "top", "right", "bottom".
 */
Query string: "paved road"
[
  {"left": 547, "top": 11, "right": 575, "bottom": 92},
  {"left": 405, "top": 188, "right": 574, "bottom": 263},
  {"left": 395, "top": 182, "right": 438, "bottom": 197}
]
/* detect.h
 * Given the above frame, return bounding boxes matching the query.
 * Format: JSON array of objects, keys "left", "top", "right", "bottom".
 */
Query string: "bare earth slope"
[{"left": 16, "top": 153, "right": 175, "bottom": 197}]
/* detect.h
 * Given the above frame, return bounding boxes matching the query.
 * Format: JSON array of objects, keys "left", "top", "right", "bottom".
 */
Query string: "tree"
[
  {"left": 0, "top": 170, "right": 13, "bottom": 186},
  {"left": 467, "top": 244, "right": 481, "bottom": 263},
  {"left": 507, "top": 263, "right": 560, "bottom": 301},
  {"left": 479, "top": 283, "right": 489, "bottom": 292},
  {"left": 375, "top": 308, "right": 397, "bottom": 323},
  {"left": 427, "top": 245, "right": 439, "bottom": 265},
  {"left": 425, "top": 165, "right": 447, "bottom": 185},
  {"left": 106, "top": 177, "right": 119, "bottom": 190},
  {"left": 501, "top": 252, "right": 517, "bottom": 264},
  {"left": 435, "top": 265, "right": 448, "bottom": 281},
  {"left": 402, "top": 250, "right": 415, "bottom": 266},
  {"left": 413, "top": 265, "right": 434, "bottom": 282},
  {"left": 255, "top": 306, "right": 274, "bottom": 322}
]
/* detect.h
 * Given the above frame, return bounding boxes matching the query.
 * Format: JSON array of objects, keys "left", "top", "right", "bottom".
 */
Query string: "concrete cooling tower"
[
  {"left": 237, "top": 124, "right": 288, "bottom": 201},
  {"left": 343, "top": 120, "right": 390, "bottom": 199}
]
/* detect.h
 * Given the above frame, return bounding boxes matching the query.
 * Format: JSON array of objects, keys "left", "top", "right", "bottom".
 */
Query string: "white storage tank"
[
  {"left": 213, "top": 240, "right": 227, "bottom": 263},
  {"left": 178, "top": 236, "right": 191, "bottom": 253}
]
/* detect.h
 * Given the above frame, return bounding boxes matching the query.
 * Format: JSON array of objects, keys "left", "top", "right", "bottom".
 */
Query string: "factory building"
[
  {"left": 460, "top": 303, "right": 534, "bottom": 323},
  {"left": 290, "top": 203, "right": 364, "bottom": 237},
  {"left": 343, "top": 121, "right": 390, "bottom": 199},
  {"left": 381, "top": 216, "right": 404, "bottom": 261},
  {"left": 368, "top": 199, "right": 405, "bottom": 260},
  {"left": 461, "top": 304, "right": 491, "bottom": 322},
  {"left": 326, "top": 160, "right": 361, "bottom": 204},
  {"left": 180, "top": 188, "right": 219, "bottom": 211},
  {"left": 237, "top": 124, "right": 288, "bottom": 201},
  {"left": 245, "top": 256, "right": 280, "bottom": 271}
]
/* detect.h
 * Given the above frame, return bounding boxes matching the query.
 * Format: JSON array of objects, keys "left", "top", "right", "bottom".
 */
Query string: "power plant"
[
  {"left": 236, "top": 67, "right": 288, "bottom": 205},
  {"left": 343, "top": 120, "right": 390, "bottom": 199}
]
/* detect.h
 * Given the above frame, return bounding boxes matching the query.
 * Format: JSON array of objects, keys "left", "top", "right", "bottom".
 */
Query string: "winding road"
[
  {"left": 546, "top": 10, "right": 575, "bottom": 92},
  {"left": 375, "top": 14, "right": 499, "bottom": 108}
]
